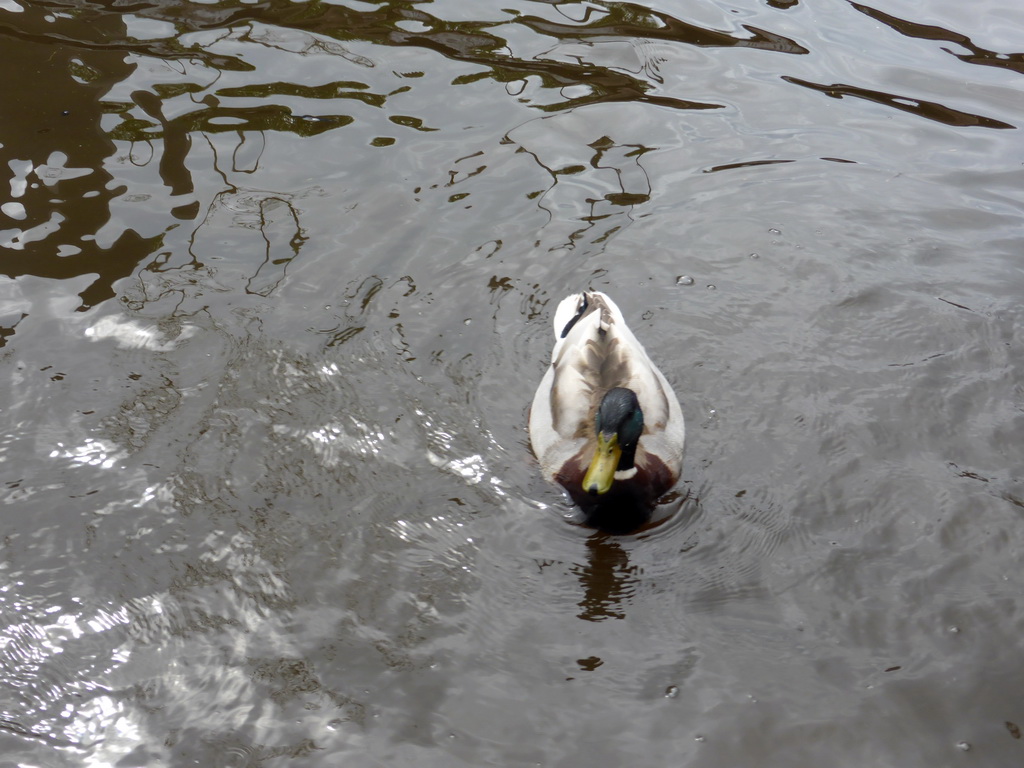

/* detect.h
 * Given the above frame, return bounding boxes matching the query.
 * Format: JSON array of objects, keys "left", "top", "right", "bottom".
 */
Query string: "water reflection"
[
  {"left": 0, "top": 312, "right": 25, "bottom": 349},
  {"left": 783, "top": 75, "right": 1015, "bottom": 129},
  {"left": 517, "top": 1, "right": 809, "bottom": 56},
  {"left": 1, "top": 0, "right": 1022, "bottom": 764},
  {"left": 573, "top": 535, "right": 635, "bottom": 622},
  {"left": 850, "top": 2, "right": 1024, "bottom": 75},
  {"left": 507, "top": 120, "right": 666, "bottom": 252},
  {"left": 7, "top": 0, "right": 1013, "bottom": 324},
  {"left": 0, "top": 5, "right": 163, "bottom": 309},
  {"left": 566, "top": 490, "right": 699, "bottom": 623}
]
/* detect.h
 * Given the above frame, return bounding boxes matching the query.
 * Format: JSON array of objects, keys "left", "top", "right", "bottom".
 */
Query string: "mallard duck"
[{"left": 529, "top": 291, "right": 685, "bottom": 531}]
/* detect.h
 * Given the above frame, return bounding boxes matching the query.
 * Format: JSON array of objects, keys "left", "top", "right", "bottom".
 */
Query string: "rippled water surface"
[{"left": 1, "top": 0, "right": 1023, "bottom": 765}]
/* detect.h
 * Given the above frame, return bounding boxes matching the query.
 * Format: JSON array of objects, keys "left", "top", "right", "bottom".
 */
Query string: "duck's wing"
[
  {"left": 583, "top": 293, "right": 685, "bottom": 472},
  {"left": 529, "top": 292, "right": 596, "bottom": 479}
]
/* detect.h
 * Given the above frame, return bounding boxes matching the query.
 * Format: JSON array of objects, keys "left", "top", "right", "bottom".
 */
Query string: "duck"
[{"left": 529, "top": 291, "right": 685, "bottom": 532}]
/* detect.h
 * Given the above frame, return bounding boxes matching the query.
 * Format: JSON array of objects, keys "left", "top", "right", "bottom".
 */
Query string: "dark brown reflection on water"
[
  {"left": 121, "top": 87, "right": 353, "bottom": 144},
  {"left": 6, "top": 0, "right": 814, "bottom": 319},
  {"left": 850, "top": 2, "right": 1024, "bottom": 75},
  {"left": 67, "top": 0, "right": 736, "bottom": 120},
  {"left": 509, "top": 132, "right": 661, "bottom": 252},
  {"left": 518, "top": 1, "right": 809, "bottom": 56},
  {"left": 570, "top": 493, "right": 694, "bottom": 621},
  {"left": 203, "top": 0, "right": 729, "bottom": 113},
  {"left": 0, "top": 5, "right": 162, "bottom": 309},
  {"left": 782, "top": 76, "right": 1015, "bottom": 129},
  {"left": 572, "top": 536, "right": 636, "bottom": 622},
  {"left": 588, "top": 135, "right": 653, "bottom": 207},
  {"left": 3, "top": 0, "right": 1014, "bottom": 327},
  {"left": 0, "top": 313, "right": 26, "bottom": 350},
  {"left": 704, "top": 158, "right": 796, "bottom": 174}
]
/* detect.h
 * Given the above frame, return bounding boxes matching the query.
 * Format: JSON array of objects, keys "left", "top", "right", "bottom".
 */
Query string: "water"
[{"left": 1, "top": 0, "right": 1023, "bottom": 765}]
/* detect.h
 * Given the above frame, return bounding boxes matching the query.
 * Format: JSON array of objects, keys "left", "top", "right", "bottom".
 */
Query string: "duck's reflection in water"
[
  {"left": 570, "top": 492, "right": 694, "bottom": 622},
  {"left": 572, "top": 535, "right": 637, "bottom": 622}
]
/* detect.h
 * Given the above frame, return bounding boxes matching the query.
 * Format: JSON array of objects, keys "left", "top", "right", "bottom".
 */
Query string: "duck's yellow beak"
[{"left": 583, "top": 433, "right": 621, "bottom": 495}]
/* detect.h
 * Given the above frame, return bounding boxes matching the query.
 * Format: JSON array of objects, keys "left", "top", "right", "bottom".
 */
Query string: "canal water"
[{"left": 1, "top": 0, "right": 1022, "bottom": 765}]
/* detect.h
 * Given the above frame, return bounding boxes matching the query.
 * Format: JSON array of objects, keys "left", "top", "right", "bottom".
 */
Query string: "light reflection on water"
[{"left": 0, "top": 0, "right": 1022, "bottom": 765}]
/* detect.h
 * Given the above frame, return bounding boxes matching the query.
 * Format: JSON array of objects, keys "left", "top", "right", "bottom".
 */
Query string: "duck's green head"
[{"left": 583, "top": 387, "right": 643, "bottom": 495}]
